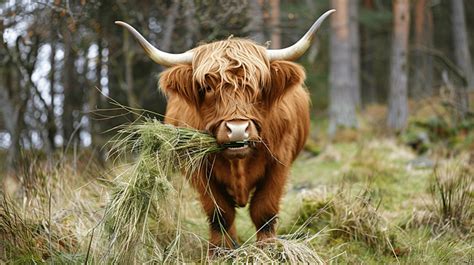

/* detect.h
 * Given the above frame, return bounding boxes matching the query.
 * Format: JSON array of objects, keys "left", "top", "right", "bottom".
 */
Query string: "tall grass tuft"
[
  {"left": 0, "top": 195, "right": 66, "bottom": 263},
  {"left": 328, "top": 189, "right": 395, "bottom": 254},
  {"left": 0, "top": 152, "right": 104, "bottom": 264},
  {"left": 291, "top": 187, "right": 396, "bottom": 255},
  {"left": 101, "top": 118, "right": 222, "bottom": 263},
  {"left": 0, "top": 192, "right": 78, "bottom": 263},
  {"left": 402, "top": 158, "right": 473, "bottom": 237},
  {"left": 429, "top": 161, "right": 473, "bottom": 234}
]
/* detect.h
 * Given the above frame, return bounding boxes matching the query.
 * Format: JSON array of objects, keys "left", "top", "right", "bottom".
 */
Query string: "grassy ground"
[
  {"left": 1, "top": 102, "right": 473, "bottom": 263},
  {"left": 283, "top": 139, "right": 473, "bottom": 264}
]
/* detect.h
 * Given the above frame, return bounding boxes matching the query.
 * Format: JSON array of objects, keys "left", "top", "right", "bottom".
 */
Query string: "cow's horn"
[
  {"left": 115, "top": 21, "right": 193, "bottom": 67},
  {"left": 266, "top": 9, "right": 335, "bottom": 61}
]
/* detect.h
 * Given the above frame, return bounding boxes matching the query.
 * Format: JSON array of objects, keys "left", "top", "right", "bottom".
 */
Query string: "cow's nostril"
[{"left": 226, "top": 121, "right": 250, "bottom": 141}]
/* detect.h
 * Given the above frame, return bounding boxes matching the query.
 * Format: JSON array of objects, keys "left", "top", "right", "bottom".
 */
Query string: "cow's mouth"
[
  {"left": 220, "top": 141, "right": 255, "bottom": 159},
  {"left": 221, "top": 141, "right": 250, "bottom": 149}
]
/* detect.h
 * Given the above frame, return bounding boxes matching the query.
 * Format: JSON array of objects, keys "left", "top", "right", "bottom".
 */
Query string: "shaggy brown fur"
[{"left": 159, "top": 38, "right": 310, "bottom": 253}]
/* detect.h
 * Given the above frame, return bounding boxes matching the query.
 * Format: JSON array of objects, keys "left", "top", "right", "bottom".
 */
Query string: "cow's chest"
[{"left": 212, "top": 152, "right": 266, "bottom": 207}]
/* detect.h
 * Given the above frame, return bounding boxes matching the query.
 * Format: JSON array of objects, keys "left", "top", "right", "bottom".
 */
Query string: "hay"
[
  {"left": 213, "top": 236, "right": 324, "bottom": 264},
  {"left": 102, "top": 118, "right": 223, "bottom": 263},
  {"left": 108, "top": 118, "right": 222, "bottom": 171}
]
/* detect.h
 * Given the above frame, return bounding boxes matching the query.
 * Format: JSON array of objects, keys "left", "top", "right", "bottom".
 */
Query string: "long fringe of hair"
[{"left": 192, "top": 38, "right": 271, "bottom": 103}]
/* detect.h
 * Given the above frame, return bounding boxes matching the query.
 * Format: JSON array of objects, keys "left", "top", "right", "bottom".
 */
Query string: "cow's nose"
[{"left": 226, "top": 120, "right": 250, "bottom": 141}]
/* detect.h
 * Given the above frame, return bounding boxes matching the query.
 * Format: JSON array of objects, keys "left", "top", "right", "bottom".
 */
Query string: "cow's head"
[{"left": 116, "top": 10, "right": 334, "bottom": 159}]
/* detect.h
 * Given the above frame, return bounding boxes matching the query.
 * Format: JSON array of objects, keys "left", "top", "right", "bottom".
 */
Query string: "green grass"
[{"left": 281, "top": 137, "right": 473, "bottom": 264}]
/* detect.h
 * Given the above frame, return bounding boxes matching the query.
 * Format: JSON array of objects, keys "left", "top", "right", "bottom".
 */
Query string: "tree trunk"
[
  {"left": 88, "top": 6, "right": 107, "bottom": 164},
  {"left": 1, "top": 20, "right": 28, "bottom": 171},
  {"left": 47, "top": 13, "right": 58, "bottom": 152},
  {"left": 361, "top": 0, "right": 377, "bottom": 104},
  {"left": 305, "top": 0, "right": 320, "bottom": 64},
  {"left": 183, "top": 0, "right": 200, "bottom": 49},
  {"left": 412, "top": 0, "right": 433, "bottom": 98},
  {"left": 7, "top": 104, "right": 25, "bottom": 172},
  {"left": 387, "top": 0, "right": 410, "bottom": 131},
  {"left": 1, "top": 62, "right": 27, "bottom": 171},
  {"left": 451, "top": 0, "right": 474, "bottom": 89},
  {"left": 451, "top": 0, "right": 471, "bottom": 118},
  {"left": 161, "top": 1, "right": 180, "bottom": 52},
  {"left": 246, "top": 0, "right": 265, "bottom": 44},
  {"left": 349, "top": 0, "right": 361, "bottom": 107},
  {"left": 269, "top": 0, "right": 281, "bottom": 49},
  {"left": 123, "top": 30, "right": 139, "bottom": 110},
  {"left": 328, "top": 0, "right": 358, "bottom": 136},
  {"left": 62, "top": 24, "right": 79, "bottom": 147}
]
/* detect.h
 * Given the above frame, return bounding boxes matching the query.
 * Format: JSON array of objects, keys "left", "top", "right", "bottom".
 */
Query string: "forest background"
[{"left": 0, "top": 0, "right": 473, "bottom": 263}]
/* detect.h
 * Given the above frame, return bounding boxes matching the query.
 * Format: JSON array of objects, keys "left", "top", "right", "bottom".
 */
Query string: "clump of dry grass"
[
  {"left": 0, "top": 152, "right": 103, "bottom": 264},
  {"left": 101, "top": 118, "right": 223, "bottom": 263},
  {"left": 213, "top": 235, "right": 324, "bottom": 264},
  {"left": 0, "top": 194, "right": 78, "bottom": 263},
  {"left": 329, "top": 190, "right": 395, "bottom": 253},
  {"left": 415, "top": 160, "right": 472, "bottom": 233},
  {"left": 402, "top": 157, "right": 473, "bottom": 236},
  {"left": 429, "top": 161, "right": 472, "bottom": 233},
  {"left": 291, "top": 187, "right": 396, "bottom": 255}
]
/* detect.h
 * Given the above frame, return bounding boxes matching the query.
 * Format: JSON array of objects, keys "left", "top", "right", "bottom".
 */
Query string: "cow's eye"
[{"left": 203, "top": 86, "right": 213, "bottom": 94}]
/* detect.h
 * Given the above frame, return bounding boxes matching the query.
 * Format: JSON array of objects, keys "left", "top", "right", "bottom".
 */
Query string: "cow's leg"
[
  {"left": 249, "top": 165, "right": 288, "bottom": 242},
  {"left": 192, "top": 175, "right": 237, "bottom": 253}
]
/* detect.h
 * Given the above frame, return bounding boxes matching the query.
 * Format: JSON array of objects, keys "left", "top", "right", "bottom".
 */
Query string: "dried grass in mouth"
[{"left": 102, "top": 118, "right": 224, "bottom": 263}]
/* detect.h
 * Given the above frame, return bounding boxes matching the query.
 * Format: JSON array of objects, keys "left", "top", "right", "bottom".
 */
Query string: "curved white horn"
[
  {"left": 115, "top": 21, "right": 193, "bottom": 67},
  {"left": 267, "top": 9, "right": 335, "bottom": 61}
]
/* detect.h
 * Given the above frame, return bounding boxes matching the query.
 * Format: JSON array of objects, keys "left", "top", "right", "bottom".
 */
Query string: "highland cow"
[{"left": 116, "top": 9, "right": 334, "bottom": 253}]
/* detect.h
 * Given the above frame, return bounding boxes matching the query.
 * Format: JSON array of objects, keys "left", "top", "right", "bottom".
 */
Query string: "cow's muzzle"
[{"left": 216, "top": 119, "right": 259, "bottom": 159}]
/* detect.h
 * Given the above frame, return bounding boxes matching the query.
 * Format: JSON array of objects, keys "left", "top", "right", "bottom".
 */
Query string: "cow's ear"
[
  {"left": 265, "top": 61, "right": 306, "bottom": 105},
  {"left": 159, "top": 65, "right": 199, "bottom": 106}
]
